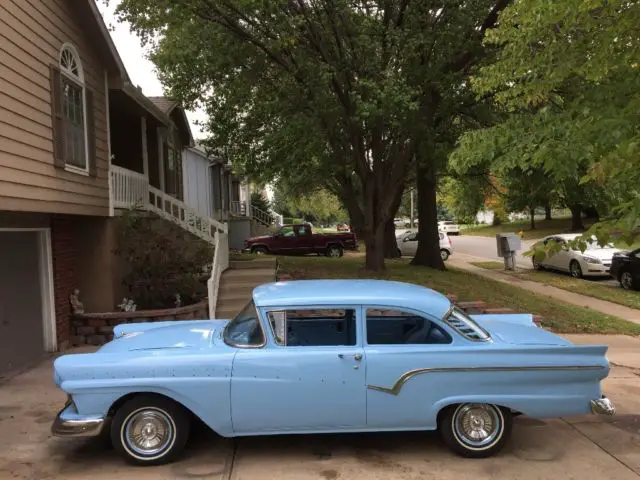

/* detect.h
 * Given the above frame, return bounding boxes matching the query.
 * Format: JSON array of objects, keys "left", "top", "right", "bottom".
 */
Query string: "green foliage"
[
  {"left": 250, "top": 191, "right": 271, "bottom": 214},
  {"left": 439, "top": 176, "right": 489, "bottom": 224},
  {"left": 114, "top": 212, "right": 212, "bottom": 309},
  {"left": 274, "top": 184, "right": 348, "bottom": 225},
  {"left": 452, "top": 0, "right": 640, "bottom": 243}
]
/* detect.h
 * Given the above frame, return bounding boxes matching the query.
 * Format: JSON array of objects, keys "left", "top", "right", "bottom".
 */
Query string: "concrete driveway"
[{"left": 1, "top": 341, "right": 640, "bottom": 480}]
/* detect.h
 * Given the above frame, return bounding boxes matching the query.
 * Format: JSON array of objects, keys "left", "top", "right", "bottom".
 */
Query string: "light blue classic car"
[{"left": 52, "top": 280, "right": 614, "bottom": 465}]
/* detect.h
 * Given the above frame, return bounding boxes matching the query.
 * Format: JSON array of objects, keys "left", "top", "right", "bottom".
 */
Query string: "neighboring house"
[
  {"left": 0, "top": 0, "right": 282, "bottom": 377},
  {"left": 0, "top": 0, "right": 133, "bottom": 375}
]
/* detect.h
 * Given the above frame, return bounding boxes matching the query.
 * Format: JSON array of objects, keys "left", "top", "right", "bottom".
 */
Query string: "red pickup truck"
[{"left": 244, "top": 224, "right": 358, "bottom": 257}]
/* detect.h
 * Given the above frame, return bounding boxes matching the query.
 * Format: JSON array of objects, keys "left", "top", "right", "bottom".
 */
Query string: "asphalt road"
[{"left": 450, "top": 235, "right": 535, "bottom": 269}]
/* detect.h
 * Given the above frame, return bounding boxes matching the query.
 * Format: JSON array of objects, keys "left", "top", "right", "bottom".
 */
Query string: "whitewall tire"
[{"left": 439, "top": 403, "right": 512, "bottom": 458}]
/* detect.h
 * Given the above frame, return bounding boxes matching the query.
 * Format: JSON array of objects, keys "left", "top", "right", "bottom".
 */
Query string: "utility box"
[{"left": 496, "top": 233, "right": 522, "bottom": 270}]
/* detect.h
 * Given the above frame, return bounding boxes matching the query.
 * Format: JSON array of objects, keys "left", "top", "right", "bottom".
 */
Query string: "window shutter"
[
  {"left": 49, "top": 65, "right": 65, "bottom": 168},
  {"left": 85, "top": 88, "right": 97, "bottom": 176}
]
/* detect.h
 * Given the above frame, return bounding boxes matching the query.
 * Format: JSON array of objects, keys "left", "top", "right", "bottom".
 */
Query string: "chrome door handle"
[{"left": 353, "top": 353, "right": 363, "bottom": 361}]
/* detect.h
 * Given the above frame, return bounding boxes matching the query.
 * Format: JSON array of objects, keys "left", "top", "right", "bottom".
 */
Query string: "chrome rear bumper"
[
  {"left": 591, "top": 396, "right": 615, "bottom": 416},
  {"left": 51, "top": 403, "right": 105, "bottom": 437}
]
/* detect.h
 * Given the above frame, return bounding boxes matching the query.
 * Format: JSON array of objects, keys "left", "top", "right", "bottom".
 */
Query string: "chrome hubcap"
[
  {"left": 440, "top": 250, "right": 448, "bottom": 260},
  {"left": 330, "top": 248, "right": 340, "bottom": 257},
  {"left": 621, "top": 272, "right": 632, "bottom": 289},
  {"left": 571, "top": 263, "right": 580, "bottom": 277},
  {"left": 453, "top": 404, "right": 501, "bottom": 448},
  {"left": 124, "top": 409, "right": 173, "bottom": 457}
]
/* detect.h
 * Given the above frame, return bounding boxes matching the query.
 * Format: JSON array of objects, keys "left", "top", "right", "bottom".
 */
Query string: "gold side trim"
[{"left": 367, "top": 365, "right": 605, "bottom": 396}]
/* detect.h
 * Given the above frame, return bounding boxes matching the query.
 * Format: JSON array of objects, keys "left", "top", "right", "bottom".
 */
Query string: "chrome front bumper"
[
  {"left": 51, "top": 402, "right": 106, "bottom": 438},
  {"left": 591, "top": 396, "right": 615, "bottom": 416}
]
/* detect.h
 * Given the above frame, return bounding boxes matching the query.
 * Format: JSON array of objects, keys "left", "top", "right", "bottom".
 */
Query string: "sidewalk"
[{"left": 449, "top": 253, "right": 640, "bottom": 326}]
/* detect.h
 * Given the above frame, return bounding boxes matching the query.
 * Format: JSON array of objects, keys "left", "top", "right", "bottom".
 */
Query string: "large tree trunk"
[
  {"left": 411, "top": 163, "right": 445, "bottom": 270},
  {"left": 383, "top": 218, "right": 400, "bottom": 258},
  {"left": 544, "top": 204, "right": 552, "bottom": 220},
  {"left": 529, "top": 207, "right": 536, "bottom": 230},
  {"left": 570, "top": 204, "right": 584, "bottom": 231}
]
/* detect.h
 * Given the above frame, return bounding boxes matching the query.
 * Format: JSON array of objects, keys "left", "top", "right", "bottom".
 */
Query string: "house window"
[{"left": 57, "top": 44, "right": 88, "bottom": 172}]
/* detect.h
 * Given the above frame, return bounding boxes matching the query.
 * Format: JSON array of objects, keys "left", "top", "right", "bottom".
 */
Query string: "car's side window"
[
  {"left": 266, "top": 308, "right": 356, "bottom": 347},
  {"left": 407, "top": 232, "right": 418, "bottom": 242},
  {"left": 297, "top": 225, "right": 307, "bottom": 236},
  {"left": 280, "top": 226, "right": 295, "bottom": 237},
  {"left": 366, "top": 308, "right": 451, "bottom": 345}
]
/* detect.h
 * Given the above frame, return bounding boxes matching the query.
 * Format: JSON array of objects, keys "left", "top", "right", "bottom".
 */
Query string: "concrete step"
[
  {"left": 215, "top": 301, "right": 247, "bottom": 318},
  {"left": 221, "top": 273, "right": 275, "bottom": 285},
  {"left": 217, "top": 290, "right": 255, "bottom": 303},
  {"left": 223, "top": 268, "right": 276, "bottom": 279},
  {"left": 218, "top": 282, "right": 257, "bottom": 295},
  {"left": 230, "top": 258, "right": 277, "bottom": 270}
]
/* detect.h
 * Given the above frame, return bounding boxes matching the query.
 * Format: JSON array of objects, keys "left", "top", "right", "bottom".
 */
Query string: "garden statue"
[
  {"left": 69, "top": 289, "right": 84, "bottom": 315},
  {"left": 118, "top": 298, "right": 137, "bottom": 312}
]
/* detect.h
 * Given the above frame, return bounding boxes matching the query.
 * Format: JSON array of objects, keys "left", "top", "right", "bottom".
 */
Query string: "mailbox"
[{"left": 496, "top": 233, "right": 521, "bottom": 257}]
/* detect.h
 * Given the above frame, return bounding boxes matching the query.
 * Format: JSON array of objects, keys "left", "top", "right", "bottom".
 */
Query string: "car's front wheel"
[
  {"left": 439, "top": 403, "right": 512, "bottom": 458},
  {"left": 570, "top": 260, "right": 583, "bottom": 278},
  {"left": 111, "top": 395, "right": 190, "bottom": 466},
  {"left": 440, "top": 249, "right": 450, "bottom": 261},
  {"left": 251, "top": 246, "right": 268, "bottom": 255}
]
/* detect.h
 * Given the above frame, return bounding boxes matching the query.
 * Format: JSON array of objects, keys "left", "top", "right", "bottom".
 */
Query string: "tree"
[
  {"left": 250, "top": 191, "right": 271, "bottom": 215},
  {"left": 115, "top": 0, "right": 517, "bottom": 272},
  {"left": 500, "top": 167, "right": 553, "bottom": 230},
  {"left": 455, "top": 0, "right": 640, "bottom": 242}
]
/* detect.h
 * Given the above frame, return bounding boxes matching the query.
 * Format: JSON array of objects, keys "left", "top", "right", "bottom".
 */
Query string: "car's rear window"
[{"left": 443, "top": 307, "right": 491, "bottom": 342}]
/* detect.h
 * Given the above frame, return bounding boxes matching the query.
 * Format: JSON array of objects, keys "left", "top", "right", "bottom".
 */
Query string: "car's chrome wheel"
[
  {"left": 570, "top": 260, "right": 583, "bottom": 278},
  {"left": 440, "top": 403, "right": 512, "bottom": 458},
  {"left": 111, "top": 395, "right": 190, "bottom": 466},
  {"left": 123, "top": 408, "right": 175, "bottom": 459},
  {"left": 453, "top": 404, "right": 502, "bottom": 450},
  {"left": 440, "top": 249, "right": 450, "bottom": 261},
  {"left": 620, "top": 271, "right": 634, "bottom": 290},
  {"left": 326, "top": 245, "right": 343, "bottom": 257},
  {"left": 532, "top": 257, "right": 542, "bottom": 270}
]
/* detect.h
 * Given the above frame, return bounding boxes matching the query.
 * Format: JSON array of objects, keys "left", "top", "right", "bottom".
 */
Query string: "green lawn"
[
  {"left": 277, "top": 256, "right": 640, "bottom": 335},
  {"left": 471, "top": 261, "right": 640, "bottom": 311}
]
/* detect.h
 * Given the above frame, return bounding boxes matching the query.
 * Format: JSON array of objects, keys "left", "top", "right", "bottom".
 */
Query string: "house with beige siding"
[{"left": 0, "top": 0, "right": 279, "bottom": 378}]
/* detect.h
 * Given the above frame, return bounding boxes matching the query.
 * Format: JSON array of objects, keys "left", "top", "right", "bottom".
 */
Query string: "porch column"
[
  {"left": 141, "top": 117, "right": 149, "bottom": 178},
  {"left": 157, "top": 127, "right": 165, "bottom": 192}
]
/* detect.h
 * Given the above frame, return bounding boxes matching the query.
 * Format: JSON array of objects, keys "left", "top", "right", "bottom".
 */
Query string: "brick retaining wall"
[{"left": 70, "top": 300, "right": 209, "bottom": 346}]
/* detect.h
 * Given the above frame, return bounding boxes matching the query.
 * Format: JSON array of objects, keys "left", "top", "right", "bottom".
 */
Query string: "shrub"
[{"left": 114, "top": 212, "right": 214, "bottom": 309}]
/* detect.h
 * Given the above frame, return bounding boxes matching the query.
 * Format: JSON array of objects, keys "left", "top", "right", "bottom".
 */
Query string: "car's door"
[
  {"left": 230, "top": 306, "right": 366, "bottom": 433},
  {"left": 271, "top": 226, "right": 297, "bottom": 253},
  {"left": 294, "top": 224, "right": 314, "bottom": 254},
  {"left": 544, "top": 237, "right": 568, "bottom": 270},
  {"left": 363, "top": 306, "right": 455, "bottom": 429},
  {"left": 400, "top": 232, "right": 418, "bottom": 256}
]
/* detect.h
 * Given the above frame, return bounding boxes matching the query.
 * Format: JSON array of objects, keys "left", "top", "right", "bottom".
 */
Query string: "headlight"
[{"left": 583, "top": 256, "right": 601, "bottom": 264}]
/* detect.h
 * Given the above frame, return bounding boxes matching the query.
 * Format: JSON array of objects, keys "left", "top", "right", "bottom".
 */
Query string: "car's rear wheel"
[
  {"left": 620, "top": 270, "right": 638, "bottom": 290},
  {"left": 440, "top": 249, "right": 450, "bottom": 261},
  {"left": 397, "top": 248, "right": 403, "bottom": 258},
  {"left": 111, "top": 395, "right": 190, "bottom": 466},
  {"left": 532, "top": 256, "right": 543, "bottom": 270},
  {"left": 439, "top": 403, "right": 512, "bottom": 458},
  {"left": 251, "top": 246, "right": 268, "bottom": 255},
  {"left": 570, "top": 260, "right": 583, "bottom": 278},
  {"left": 326, "top": 244, "right": 343, "bottom": 257}
]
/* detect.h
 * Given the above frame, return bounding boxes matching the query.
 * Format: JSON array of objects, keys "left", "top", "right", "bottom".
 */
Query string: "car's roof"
[
  {"left": 252, "top": 280, "right": 452, "bottom": 317},
  {"left": 546, "top": 233, "right": 581, "bottom": 240}
]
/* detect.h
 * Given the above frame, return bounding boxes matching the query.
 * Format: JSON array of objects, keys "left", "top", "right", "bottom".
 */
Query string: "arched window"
[{"left": 57, "top": 44, "right": 88, "bottom": 171}]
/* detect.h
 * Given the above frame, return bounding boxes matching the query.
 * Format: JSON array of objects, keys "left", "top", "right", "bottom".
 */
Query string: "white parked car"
[
  {"left": 438, "top": 221, "right": 460, "bottom": 236},
  {"left": 533, "top": 234, "right": 623, "bottom": 278},
  {"left": 397, "top": 230, "right": 453, "bottom": 261}
]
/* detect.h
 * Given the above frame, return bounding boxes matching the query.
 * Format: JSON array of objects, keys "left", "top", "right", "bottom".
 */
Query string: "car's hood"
[
  {"left": 471, "top": 314, "right": 570, "bottom": 346},
  {"left": 579, "top": 248, "right": 621, "bottom": 261},
  {"left": 247, "top": 235, "right": 271, "bottom": 242},
  {"left": 99, "top": 320, "right": 230, "bottom": 353}
]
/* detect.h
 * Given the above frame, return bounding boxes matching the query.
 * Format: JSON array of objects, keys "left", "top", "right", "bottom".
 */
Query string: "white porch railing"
[
  {"left": 148, "top": 186, "right": 227, "bottom": 244},
  {"left": 230, "top": 200, "right": 247, "bottom": 216},
  {"left": 250, "top": 204, "right": 276, "bottom": 226},
  {"left": 207, "top": 231, "right": 229, "bottom": 319},
  {"left": 110, "top": 165, "right": 149, "bottom": 209}
]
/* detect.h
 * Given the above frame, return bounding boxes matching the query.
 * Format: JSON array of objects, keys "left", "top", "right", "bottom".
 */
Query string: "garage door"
[{"left": 0, "top": 232, "right": 44, "bottom": 377}]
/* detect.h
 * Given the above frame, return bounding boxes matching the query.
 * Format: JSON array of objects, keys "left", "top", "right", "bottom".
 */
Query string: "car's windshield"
[
  {"left": 223, "top": 301, "right": 265, "bottom": 347},
  {"left": 443, "top": 307, "right": 491, "bottom": 342}
]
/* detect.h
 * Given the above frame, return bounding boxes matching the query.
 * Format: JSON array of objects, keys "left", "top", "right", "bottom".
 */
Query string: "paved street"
[
  {"left": 1, "top": 340, "right": 640, "bottom": 480},
  {"left": 450, "top": 235, "right": 535, "bottom": 269}
]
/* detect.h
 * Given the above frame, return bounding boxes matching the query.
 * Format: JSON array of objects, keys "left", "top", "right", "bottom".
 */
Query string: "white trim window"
[{"left": 50, "top": 44, "right": 96, "bottom": 176}]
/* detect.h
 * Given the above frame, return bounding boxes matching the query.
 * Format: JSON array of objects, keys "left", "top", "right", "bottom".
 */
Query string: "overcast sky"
[{"left": 97, "top": 1, "right": 207, "bottom": 140}]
